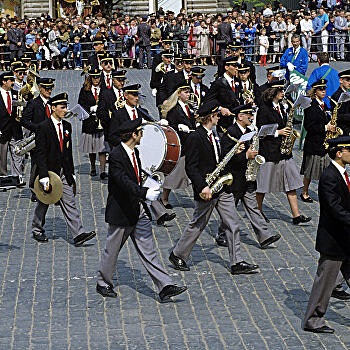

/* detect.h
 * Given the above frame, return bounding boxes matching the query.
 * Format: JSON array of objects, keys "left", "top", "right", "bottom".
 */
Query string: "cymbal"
[{"left": 33, "top": 171, "right": 63, "bottom": 205}]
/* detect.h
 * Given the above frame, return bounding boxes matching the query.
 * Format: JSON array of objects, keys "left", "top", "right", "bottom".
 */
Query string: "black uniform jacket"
[
  {"left": 87, "top": 52, "right": 99, "bottom": 68},
  {"left": 158, "top": 70, "right": 186, "bottom": 105},
  {"left": 331, "top": 87, "right": 350, "bottom": 136},
  {"left": 203, "top": 76, "right": 241, "bottom": 131},
  {"left": 166, "top": 103, "right": 196, "bottom": 156},
  {"left": 316, "top": 162, "right": 350, "bottom": 258},
  {"left": 105, "top": 144, "right": 151, "bottom": 227},
  {"left": 237, "top": 80, "right": 262, "bottom": 107},
  {"left": 216, "top": 58, "right": 256, "bottom": 83},
  {"left": 35, "top": 118, "right": 75, "bottom": 186},
  {"left": 150, "top": 63, "right": 175, "bottom": 106},
  {"left": 0, "top": 89, "right": 23, "bottom": 143},
  {"left": 257, "top": 101, "right": 291, "bottom": 163},
  {"left": 221, "top": 123, "right": 255, "bottom": 198},
  {"left": 108, "top": 107, "right": 153, "bottom": 147},
  {"left": 78, "top": 87, "right": 100, "bottom": 134},
  {"left": 185, "top": 125, "right": 224, "bottom": 201},
  {"left": 21, "top": 95, "right": 48, "bottom": 133},
  {"left": 303, "top": 99, "right": 330, "bottom": 156}
]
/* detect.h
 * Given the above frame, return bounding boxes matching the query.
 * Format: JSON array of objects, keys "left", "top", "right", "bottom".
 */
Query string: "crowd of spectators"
[{"left": 2, "top": 0, "right": 350, "bottom": 71}]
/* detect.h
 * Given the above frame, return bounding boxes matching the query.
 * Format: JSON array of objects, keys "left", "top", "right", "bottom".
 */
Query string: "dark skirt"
[
  {"left": 256, "top": 158, "right": 303, "bottom": 193},
  {"left": 300, "top": 153, "right": 330, "bottom": 180}
]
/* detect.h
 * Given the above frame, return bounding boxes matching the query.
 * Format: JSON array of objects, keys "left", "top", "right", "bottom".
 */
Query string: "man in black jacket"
[
  {"left": 303, "top": 136, "right": 350, "bottom": 334},
  {"left": 189, "top": 67, "right": 209, "bottom": 109},
  {"left": 331, "top": 69, "right": 350, "bottom": 136},
  {"left": 0, "top": 71, "right": 23, "bottom": 176},
  {"left": 7, "top": 20, "right": 24, "bottom": 61},
  {"left": 32, "top": 93, "right": 95, "bottom": 246},
  {"left": 96, "top": 118, "right": 187, "bottom": 301},
  {"left": 21, "top": 77, "right": 55, "bottom": 200},
  {"left": 217, "top": 104, "right": 281, "bottom": 249},
  {"left": 137, "top": 16, "right": 152, "bottom": 69},
  {"left": 218, "top": 16, "right": 233, "bottom": 59},
  {"left": 169, "top": 102, "right": 259, "bottom": 275},
  {"left": 87, "top": 38, "right": 105, "bottom": 69},
  {"left": 237, "top": 63, "right": 261, "bottom": 106}
]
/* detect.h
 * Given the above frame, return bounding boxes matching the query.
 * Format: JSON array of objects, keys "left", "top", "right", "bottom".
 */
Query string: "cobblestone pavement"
[{"left": 1, "top": 63, "right": 350, "bottom": 350}]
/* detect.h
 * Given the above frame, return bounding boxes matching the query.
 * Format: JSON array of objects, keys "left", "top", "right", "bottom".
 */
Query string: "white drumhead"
[{"left": 138, "top": 124, "right": 167, "bottom": 173}]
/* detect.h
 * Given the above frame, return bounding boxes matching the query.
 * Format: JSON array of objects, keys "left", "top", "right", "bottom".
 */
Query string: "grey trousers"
[
  {"left": 97, "top": 206, "right": 173, "bottom": 292},
  {"left": 150, "top": 199, "right": 166, "bottom": 220},
  {"left": 139, "top": 45, "right": 152, "bottom": 69},
  {"left": 217, "top": 191, "right": 273, "bottom": 245},
  {"left": 335, "top": 33, "right": 345, "bottom": 60},
  {"left": 302, "top": 255, "right": 350, "bottom": 330},
  {"left": 173, "top": 191, "right": 242, "bottom": 266},
  {"left": 32, "top": 173, "right": 84, "bottom": 239},
  {"left": 0, "top": 142, "right": 7, "bottom": 175},
  {"left": 8, "top": 138, "right": 24, "bottom": 176}
]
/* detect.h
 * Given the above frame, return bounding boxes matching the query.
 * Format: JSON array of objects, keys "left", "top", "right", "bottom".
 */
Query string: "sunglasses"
[
  {"left": 103, "top": 61, "right": 113, "bottom": 66},
  {"left": 17, "top": 72, "right": 25, "bottom": 75}
]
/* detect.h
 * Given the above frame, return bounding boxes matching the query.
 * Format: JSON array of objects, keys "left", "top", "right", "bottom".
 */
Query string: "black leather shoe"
[
  {"left": 300, "top": 194, "right": 314, "bottom": 203},
  {"left": 304, "top": 326, "right": 334, "bottom": 334},
  {"left": 159, "top": 285, "right": 187, "bottom": 301},
  {"left": 331, "top": 290, "right": 350, "bottom": 300},
  {"left": 169, "top": 251, "right": 190, "bottom": 271},
  {"left": 161, "top": 199, "right": 173, "bottom": 209},
  {"left": 90, "top": 169, "right": 97, "bottom": 176},
  {"left": 33, "top": 232, "right": 48, "bottom": 243},
  {"left": 31, "top": 193, "right": 38, "bottom": 202},
  {"left": 215, "top": 237, "right": 228, "bottom": 247},
  {"left": 231, "top": 261, "right": 259, "bottom": 275},
  {"left": 96, "top": 284, "right": 117, "bottom": 298},
  {"left": 157, "top": 212, "right": 176, "bottom": 225},
  {"left": 292, "top": 215, "right": 312, "bottom": 225},
  {"left": 261, "top": 211, "right": 270, "bottom": 223},
  {"left": 74, "top": 231, "right": 96, "bottom": 246},
  {"left": 260, "top": 234, "right": 281, "bottom": 249},
  {"left": 100, "top": 172, "right": 108, "bottom": 180}
]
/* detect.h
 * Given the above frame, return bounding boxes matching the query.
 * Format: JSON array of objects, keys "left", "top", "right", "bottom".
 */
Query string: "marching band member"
[
  {"left": 256, "top": 80, "right": 311, "bottom": 225},
  {"left": 230, "top": 42, "right": 256, "bottom": 83},
  {"left": 32, "top": 93, "right": 96, "bottom": 245},
  {"left": 151, "top": 35, "right": 172, "bottom": 68},
  {"left": 0, "top": 71, "right": 23, "bottom": 176},
  {"left": 97, "top": 69, "right": 127, "bottom": 143},
  {"left": 96, "top": 118, "right": 187, "bottom": 301},
  {"left": 12, "top": 62, "right": 27, "bottom": 92},
  {"left": 169, "top": 101, "right": 259, "bottom": 275},
  {"left": 87, "top": 38, "right": 105, "bottom": 69},
  {"left": 21, "top": 77, "right": 55, "bottom": 201},
  {"left": 236, "top": 63, "right": 261, "bottom": 106},
  {"left": 216, "top": 104, "right": 281, "bottom": 249},
  {"left": 259, "top": 65, "right": 281, "bottom": 93},
  {"left": 189, "top": 66, "right": 209, "bottom": 108},
  {"left": 303, "top": 136, "right": 350, "bottom": 334},
  {"left": 331, "top": 69, "right": 350, "bottom": 136},
  {"left": 160, "top": 81, "right": 195, "bottom": 209},
  {"left": 78, "top": 67, "right": 109, "bottom": 179},
  {"left": 300, "top": 79, "right": 333, "bottom": 202},
  {"left": 99, "top": 52, "right": 115, "bottom": 90},
  {"left": 202, "top": 56, "right": 240, "bottom": 133},
  {"left": 108, "top": 84, "right": 175, "bottom": 226}
]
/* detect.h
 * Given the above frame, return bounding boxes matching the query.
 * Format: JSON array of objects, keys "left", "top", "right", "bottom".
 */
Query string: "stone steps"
[{"left": 22, "top": 0, "right": 49, "bottom": 19}]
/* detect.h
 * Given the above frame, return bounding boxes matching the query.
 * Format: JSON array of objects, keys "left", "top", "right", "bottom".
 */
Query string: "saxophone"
[
  {"left": 323, "top": 97, "right": 343, "bottom": 149},
  {"left": 245, "top": 131, "right": 265, "bottom": 182},
  {"left": 199, "top": 137, "right": 242, "bottom": 199},
  {"left": 280, "top": 99, "right": 301, "bottom": 155}
]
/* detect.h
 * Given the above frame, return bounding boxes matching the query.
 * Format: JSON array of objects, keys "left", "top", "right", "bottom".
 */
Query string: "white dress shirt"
[
  {"left": 125, "top": 103, "right": 138, "bottom": 120},
  {"left": 224, "top": 72, "right": 235, "bottom": 89},
  {"left": 103, "top": 71, "right": 112, "bottom": 87},
  {"left": 113, "top": 86, "right": 123, "bottom": 100},
  {"left": 40, "top": 94, "right": 51, "bottom": 114},
  {"left": 121, "top": 142, "right": 139, "bottom": 181},
  {"left": 331, "top": 159, "right": 349, "bottom": 186},
  {"left": 51, "top": 116, "right": 64, "bottom": 144},
  {"left": 191, "top": 81, "right": 200, "bottom": 96},
  {"left": 178, "top": 100, "right": 189, "bottom": 117},
  {"left": 0, "top": 87, "right": 12, "bottom": 112},
  {"left": 92, "top": 86, "right": 101, "bottom": 100},
  {"left": 203, "top": 125, "right": 219, "bottom": 163},
  {"left": 183, "top": 71, "right": 190, "bottom": 80}
]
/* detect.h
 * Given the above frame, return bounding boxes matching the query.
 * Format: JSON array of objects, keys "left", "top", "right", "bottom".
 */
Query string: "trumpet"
[
  {"left": 155, "top": 62, "right": 168, "bottom": 73},
  {"left": 188, "top": 93, "right": 199, "bottom": 112}
]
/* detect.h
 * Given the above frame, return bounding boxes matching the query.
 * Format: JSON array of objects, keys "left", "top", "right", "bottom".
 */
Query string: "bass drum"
[{"left": 138, "top": 123, "right": 181, "bottom": 175}]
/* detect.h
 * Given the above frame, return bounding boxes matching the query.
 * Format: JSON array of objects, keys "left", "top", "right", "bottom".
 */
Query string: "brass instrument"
[
  {"left": 245, "top": 130, "right": 265, "bottom": 182},
  {"left": 199, "top": 137, "right": 242, "bottom": 199},
  {"left": 141, "top": 170, "right": 165, "bottom": 187},
  {"left": 20, "top": 63, "right": 40, "bottom": 101},
  {"left": 280, "top": 98, "right": 301, "bottom": 155},
  {"left": 188, "top": 93, "right": 199, "bottom": 112},
  {"left": 81, "top": 64, "right": 91, "bottom": 76},
  {"left": 14, "top": 134, "right": 36, "bottom": 156},
  {"left": 323, "top": 97, "right": 343, "bottom": 149},
  {"left": 14, "top": 92, "right": 26, "bottom": 122},
  {"left": 115, "top": 97, "right": 125, "bottom": 110},
  {"left": 155, "top": 62, "right": 167, "bottom": 73}
]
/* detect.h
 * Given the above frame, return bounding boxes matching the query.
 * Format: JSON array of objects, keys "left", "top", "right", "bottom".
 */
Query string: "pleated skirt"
[
  {"left": 163, "top": 156, "right": 191, "bottom": 190},
  {"left": 80, "top": 132, "right": 110, "bottom": 154},
  {"left": 300, "top": 153, "right": 330, "bottom": 180},
  {"left": 256, "top": 158, "right": 303, "bottom": 193}
]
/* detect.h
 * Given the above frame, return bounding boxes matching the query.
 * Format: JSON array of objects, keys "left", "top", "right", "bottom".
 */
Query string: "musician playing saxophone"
[
  {"left": 331, "top": 69, "right": 350, "bottom": 136},
  {"left": 168, "top": 101, "right": 260, "bottom": 275},
  {"left": 216, "top": 104, "right": 281, "bottom": 249},
  {"left": 256, "top": 80, "right": 311, "bottom": 225},
  {"left": 300, "top": 79, "right": 334, "bottom": 203}
]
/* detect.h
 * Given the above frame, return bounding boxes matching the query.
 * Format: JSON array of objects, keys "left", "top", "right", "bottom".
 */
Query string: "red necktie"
[
  {"left": 231, "top": 80, "right": 235, "bottom": 93},
  {"left": 321, "top": 103, "right": 324, "bottom": 111},
  {"left": 345, "top": 171, "right": 350, "bottom": 192},
  {"left": 194, "top": 85, "right": 199, "bottom": 97},
  {"left": 58, "top": 122, "right": 63, "bottom": 152},
  {"left": 185, "top": 105, "right": 190, "bottom": 118},
  {"left": 132, "top": 152, "right": 139, "bottom": 183},
  {"left": 165, "top": 65, "right": 168, "bottom": 72},
  {"left": 6, "top": 92, "right": 11, "bottom": 115},
  {"left": 118, "top": 90, "right": 122, "bottom": 98},
  {"left": 46, "top": 104, "right": 51, "bottom": 118},
  {"left": 107, "top": 74, "right": 111, "bottom": 88},
  {"left": 276, "top": 106, "right": 281, "bottom": 115},
  {"left": 209, "top": 133, "right": 214, "bottom": 144},
  {"left": 132, "top": 108, "right": 136, "bottom": 120},
  {"left": 94, "top": 87, "right": 98, "bottom": 101}
]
